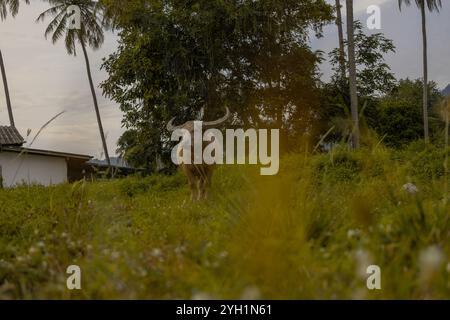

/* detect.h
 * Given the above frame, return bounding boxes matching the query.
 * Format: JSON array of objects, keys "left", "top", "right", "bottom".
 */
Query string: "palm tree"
[
  {"left": 335, "top": 0, "right": 346, "bottom": 81},
  {"left": 399, "top": 0, "right": 442, "bottom": 143},
  {"left": 1, "top": 0, "right": 29, "bottom": 126},
  {"left": 0, "top": 0, "right": 29, "bottom": 20},
  {"left": 346, "top": 0, "right": 359, "bottom": 148},
  {"left": 37, "top": 0, "right": 112, "bottom": 168}
]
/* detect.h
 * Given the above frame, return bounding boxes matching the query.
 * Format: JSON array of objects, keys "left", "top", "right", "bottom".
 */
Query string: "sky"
[
  {"left": 314, "top": 0, "right": 450, "bottom": 87},
  {"left": 0, "top": 0, "right": 449, "bottom": 158}
]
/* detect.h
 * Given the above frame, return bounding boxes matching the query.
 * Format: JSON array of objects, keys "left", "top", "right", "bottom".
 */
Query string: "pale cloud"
[{"left": 353, "top": 0, "right": 391, "bottom": 13}]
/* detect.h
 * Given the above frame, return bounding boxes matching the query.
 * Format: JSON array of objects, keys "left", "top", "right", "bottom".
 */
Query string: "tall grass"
[{"left": 1, "top": 143, "right": 450, "bottom": 299}]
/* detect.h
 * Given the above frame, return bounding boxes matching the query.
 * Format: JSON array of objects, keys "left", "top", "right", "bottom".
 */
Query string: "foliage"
[
  {"left": 0, "top": 0, "right": 29, "bottom": 20},
  {"left": 401, "top": 140, "right": 450, "bottom": 181},
  {"left": 319, "top": 78, "right": 443, "bottom": 148},
  {"left": 372, "top": 79, "right": 443, "bottom": 148},
  {"left": 320, "top": 21, "right": 396, "bottom": 145},
  {"left": 398, "top": 0, "right": 442, "bottom": 12},
  {"left": 36, "top": 0, "right": 110, "bottom": 55},
  {"left": 100, "top": 0, "right": 334, "bottom": 169},
  {"left": 2, "top": 143, "right": 450, "bottom": 299},
  {"left": 329, "top": 21, "right": 396, "bottom": 98}
]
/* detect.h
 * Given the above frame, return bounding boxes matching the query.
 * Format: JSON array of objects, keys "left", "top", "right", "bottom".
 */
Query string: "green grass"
[{"left": 1, "top": 143, "right": 450, "bottom": 299}]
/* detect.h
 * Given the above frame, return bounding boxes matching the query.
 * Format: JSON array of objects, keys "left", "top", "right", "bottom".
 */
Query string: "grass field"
[{"left": 1, "top": 142, "right": 450, "bottom": 299}]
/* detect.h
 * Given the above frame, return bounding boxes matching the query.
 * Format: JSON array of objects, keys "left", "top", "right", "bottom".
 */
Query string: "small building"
[
  {"left": 88, "top": 157, "right": 142, "bottom": 177},
  {"left": 0, "top": 126, "right": 92, "bottom": 188}
]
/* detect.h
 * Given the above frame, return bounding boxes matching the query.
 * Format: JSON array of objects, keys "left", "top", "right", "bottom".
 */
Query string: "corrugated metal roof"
[
  {"left": 2, "top": 147, "right": 92, "bottom": 160},
  {"left": 0, "top": 126, "right": 24, "bottom": 146}
]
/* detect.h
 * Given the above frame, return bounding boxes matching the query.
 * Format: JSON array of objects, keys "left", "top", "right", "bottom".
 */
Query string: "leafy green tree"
[
  {"left": 321, "top": 22, "right": 396, "bottom": 145},
  {"left": 398, "top": 0, "right": 442, "bottom": 143},
  {"left": 373, "top": 78, "right": 442, "bottom": 148},
  {"left": 329, "top": 21, "right": 396, "bottom": 98},
  {"left": 37, "top": 0, "right": 112, "bottom": 168},
  {"left": 101, "top": 0, "right": 333, "bottom": 169}
]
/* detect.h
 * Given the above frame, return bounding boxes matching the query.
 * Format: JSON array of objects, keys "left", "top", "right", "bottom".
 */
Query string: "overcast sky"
[
  {"left": 0, "top": 0, "right": 449, "bottom": 158},
  {"left": 315, "top": 0, "right": 450, "bottom": 86}
]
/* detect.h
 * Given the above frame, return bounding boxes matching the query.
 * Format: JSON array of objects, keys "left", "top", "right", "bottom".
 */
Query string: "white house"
[{"left": 0, "top": 126, "right": 92, "bottom": 188}]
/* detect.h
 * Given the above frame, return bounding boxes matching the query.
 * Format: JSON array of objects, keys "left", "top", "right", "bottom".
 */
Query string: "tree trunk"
[
  {"left": 80, "top": 39, "right": 112, "bottom": 168},
  {"left": 0, "top": 50, "right": 15, "bottom": 127},
  {"left": 421, "top": 2, "right": 430, "bottom": 143},
  {"left": 346, "top": 0, "right": 359, "bottom": 148},
  {"left": 445, "top": 103, "right": 449, "bottom": 148},
  {"left": 335, "top": 0, "right": 346, "bottom": 80}
]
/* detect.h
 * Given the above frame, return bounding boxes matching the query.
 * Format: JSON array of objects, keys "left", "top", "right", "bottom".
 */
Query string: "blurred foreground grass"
[{"left": 1, "top": 141, "right": 450, "bottom": 299}]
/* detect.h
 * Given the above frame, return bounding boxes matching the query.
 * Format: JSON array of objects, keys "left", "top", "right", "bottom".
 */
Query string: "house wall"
[{"left": 0, "top": 152, "right": 67, "bottom": 188}]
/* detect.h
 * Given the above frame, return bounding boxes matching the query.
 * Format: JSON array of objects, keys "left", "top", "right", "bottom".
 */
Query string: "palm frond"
[
  {"left": 0, "top": 0, "right": 29, "bottom": 21},
  {"left": 36, "top": 0, "right": 108, "bottom": 55},
  {"left": 398, "top": 0, "right": 442, "bottom": 12}
]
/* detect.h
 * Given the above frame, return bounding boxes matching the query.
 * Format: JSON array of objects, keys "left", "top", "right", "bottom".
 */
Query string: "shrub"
[
  {"left": 313, "top": 147, "right": 362, "bottom": 183},
  {"left": 403, "top": 141, "right": 450, "bottom": 181}
]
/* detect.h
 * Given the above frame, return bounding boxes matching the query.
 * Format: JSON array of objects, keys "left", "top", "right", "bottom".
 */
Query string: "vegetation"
[
  {"left": 1, "top": 142, "right": 450, "bottom": 299},
  {"left": 0, "top": 0, "right": 29, "bottom": 20},
  {"left": 2, "top": 0, "right": 450, "bottom": 301},
  {"left": 101, "top": 0, "right": 334, "bottom": 169},
  {"left": 398, "top": 0, "right": 443, "bottom": 143}
]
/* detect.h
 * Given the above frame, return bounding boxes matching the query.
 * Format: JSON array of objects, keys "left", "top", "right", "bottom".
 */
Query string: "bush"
[
  {"left": 403, "top": 141, "right": 450, "bottom": 181},
  {"left": 313, "top": 147, "right": 362, "bottom": 183},
  {"left": 312, "top": 145, "right": 389, "bottom": 184},
  {"left": 374, "top": 99, "right": 423, "bottom": 148},
  {"left": 117, "top": 174, "right": 185, "bottom": 197}
]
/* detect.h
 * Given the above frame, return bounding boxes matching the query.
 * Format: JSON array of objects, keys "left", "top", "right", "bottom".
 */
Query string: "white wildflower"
[
  {"left": 192, "top": 292, "right": 215, "bottom": 300},
  {"left": 240, "top": 286, "right": 261, "bottom": 300},
  {"left": 420, "top": 246, "right": 444, "bottom": 272},
  {"left": 419, "top": 246, "right": 444, "bottom": 284},
  {"left": 402, "top": 183, "right": 418, "bottom": 195},
  {"left": 111, "top": 251, "right": 120, "bottom": 260},
  {"left": 218, "top": 251, "right": 228, "bottom": 259},
  {"left": 151, "top": 248, "right": 163, "bottom": 258},
  {"left": 347, "top": 229, "right": 360, "bottom": 239},
  {"left": 355, "top": 249, "right": 372, "bottom": 279}
]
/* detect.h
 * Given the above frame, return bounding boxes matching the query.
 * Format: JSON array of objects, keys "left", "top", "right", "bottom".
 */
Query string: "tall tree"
[
  {"left": 37, "top": 0, "right": 112, "bottom": 167},
  {"left": 0, "top": 50, "right": 15, "bottom": 126},
  {"left": 346, "top": 0, "right": 359, "bottom": 148},
  {"left": 0, "top": 0, "right": 29, "bottom": 20},
  {"left": 335, "top": 0, "right": 346, "bottom": 81},
  {"left": 398, "top": 0, "right": 442, "bottom": 143},
  {"left": 329, "top": 21, "right": 396, "bottom": 97},
  {"left": 101, "top": 0, "right": 333, "bottom": 169},
  {"left": 1, "top": 0, "right": 29, "bottom": 127}
]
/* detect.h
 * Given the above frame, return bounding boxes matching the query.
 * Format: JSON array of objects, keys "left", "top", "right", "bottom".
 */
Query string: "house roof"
[
  {"left": 88, "top": 157, "right": 132, "bottom": 169},
  {"left": 1, "top": 147, "right": 92, "bottom": 160},
  {"left": 0, "top": 126, "right": 24, "bottom": 146}
]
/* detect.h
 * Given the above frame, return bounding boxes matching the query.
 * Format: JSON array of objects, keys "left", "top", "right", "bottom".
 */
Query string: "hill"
[{"left": 442, "top": 84, "right": 450, "bottom": 97}]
